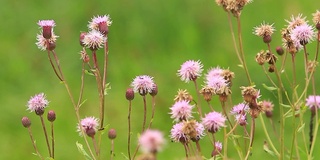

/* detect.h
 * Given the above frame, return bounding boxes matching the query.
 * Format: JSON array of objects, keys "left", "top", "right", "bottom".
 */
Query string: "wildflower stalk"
[
  {"left": 92, "top": 50, "right": 105, "bottom": 130},
  {"left": 193, "top": 80, "right": 203, "bottom": 117},
  {"left": 50, "top": 122, "right": 55, "bottom": 158},
  {"left": 127, "top": 100, "right": 132, "bottom": 160},
  {"left": 91, "top": 136, "right": 99, "bottom": 156},
  {"left": 236, "top": 16, "right": 252, "bottom": 85},
  {"left": 27, "top": 127, "right": 44, "bottom": 160},
  {"left": 244, "top": 118, "right": 255, "bottom": 160},
  {"left": 110, "top": 138, "right": 115, "bottom": 160},
  {"left": 47, "top": 51, "right": 63, "bottom": 81},
  {"left": 142, "top": 95, "right": 147, "bottom": 132},
  {"left": 227, "top": 12, "right": 243, "bottom": 64},
  {"left": 259, "top": 115, "right": 280, "bottom": 157},
  {"left": 39, "top": 115, "right": 52, "bottom": 157},
  {"left": 148, "top": 95, "right": 156, "bottom": 128}
]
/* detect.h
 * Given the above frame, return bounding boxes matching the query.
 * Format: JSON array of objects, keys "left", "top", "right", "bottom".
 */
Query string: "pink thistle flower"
[
  {"left": 37, "top": 20, "right": 56, "bottom": 39},
  {"left": 177, "top": 60, "right": 203, "bottom": 83},
  {"left": 202, "top": 111, "right": 226, "bottom": 133},
  {"left": 170, "top": 100, "right": 194, "bottom": 122},
  {"left": 77, "top": 117, "right": 99, "bottom": 137},
  {"left": 230, "top": 103, "right": 249, "bottom": 115},
  {"left": 190, "top": 121, "right": 205, "bottom": 141},
  {"left": 170, "top": 122, "right": 189, "bottom": 143},
  {"left": 82, "top": 30, "right": 106, "bottom": 50},
  {"left": 27, "top": 93, "right": 49, "bottom": 114},
  {"left": 212, "top": 141, "right": 223, "bottom": 157},
  {"left": 291, "top": 23, "right": 315, "bottom": 46},
  {"left": 131, "top": 75, "right": 155, "bottom": 96},
  {"left": 230, "top": 103, "right": 248, "bottom": 126},
  {"left": 139, "top": 129, "right": 165, "bottom": 154},
  {"left": 36, "top": 32, "right": 58, "bottom": 51},
  {"left": 262, "top": 100, "right": 274, "bottom": 118},
  {"left": 306, "top": 95, "right": 320, "bottom": 109},
  {"left": 206, "top": 67, "right": 223, "bottom": 79},
  {"left": 88, "top": 15, "right": 112, "bottom": 35},
  {"left": 205, "top": 76, "right": 228, "bottom": 94}
]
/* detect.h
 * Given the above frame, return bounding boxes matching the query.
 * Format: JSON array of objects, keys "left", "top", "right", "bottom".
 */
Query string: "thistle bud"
[
  {"left": 47, "top": 110, "right": 56, "bottom": 122},
  {"left": 276, "top": 46, "right": 284, "bottom": 55},
  {"left": 126, "top": 88, "right": 135, "bottom": 101},
  {"left": 149, "top": 84, "right": 158, "bottom": 97},
  {"left": 79, "top": 32, "right": 87, "bottom": 47},
  {"left": 21, "top": 117, "right": 31, "bottom": 128},
  {"left": 108, "top": 128, "right": 117, "bottom": 140}
]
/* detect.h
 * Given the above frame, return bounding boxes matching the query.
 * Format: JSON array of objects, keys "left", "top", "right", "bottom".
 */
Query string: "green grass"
[{"left": 1, "top": 0, "right": 319, "bottom": 159}]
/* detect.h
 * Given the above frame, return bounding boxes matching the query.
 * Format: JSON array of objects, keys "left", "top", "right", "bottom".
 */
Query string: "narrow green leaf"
[
  {"left": 280, "top": 103, "right": 292, "bottom": 108},
  {"left": 76, "top": 142, "right": 93, "bottom": 160},
  {"left": 297, "top": 123, "right": 305, "bottom": 133},
  {"left": 262, "top": 83, "right": 277, "bottom": 91},
  {"left": 104, "top": 83, "right": 111, "bottom": 96},
  {"left": 263, "top": 142, "right": 275, "bottom": 156},
  {"left": 85, "top": 70, "right": 94, "bottom": 76}
]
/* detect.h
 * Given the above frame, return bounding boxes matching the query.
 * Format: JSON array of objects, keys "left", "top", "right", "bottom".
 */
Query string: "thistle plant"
[{"left": 19, "top": 1, "right": 320, "bottom": 160}]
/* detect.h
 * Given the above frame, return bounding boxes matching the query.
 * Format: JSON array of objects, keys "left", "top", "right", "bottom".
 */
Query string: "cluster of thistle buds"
[{"left": 21, "top": 93, "right": 56, "bottom": 159}]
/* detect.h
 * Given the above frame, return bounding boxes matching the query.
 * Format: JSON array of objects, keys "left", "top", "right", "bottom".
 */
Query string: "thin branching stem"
[
  {"left": 27, "top": 127, "right": 44, "bottom": 160},
  {"left": 193, "top": 79, "right": 203, "bottom": 117},
  {"left": 51, "top": 122, "right": 55, "bottom": 159},
  {"left": 244, "top": 118, "right": 255, "bottom": 160},
  {"left": 39, "top": 115, "right": 52, "bottom": 157},
  {"left": 127, "top": 100, "right": 132, "bottom": 160},
  {"left": 148, "top": 95, "right": 156, "bottom": 128}
]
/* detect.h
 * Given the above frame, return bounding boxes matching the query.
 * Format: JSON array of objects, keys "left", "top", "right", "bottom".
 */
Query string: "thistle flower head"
[
  {"left": 131, "top": 75, "right": 155, "bottom": 96},
  {"left": 37, "top": 20, "right": 56, "bottom": 39},
  {"left": 306, "top": 95, "right": 320, "bottom": 109},
  {"left": 182, "top": 120, "right": 205, "bottom": 142},
  {"left": 27, "top": 93, "right": 49, "bottom": 115},
  {"left": 206, "top": 67, "right": 223, "bottom": 79},
  {"left": 170, "top": 122, "right": 189, "bottom": 143},
  {"left": 177, "top": 60, "right": 203, "bottom": 83},
  {"left": 174, "top": 89, "right": 193, "bottom": 102},
  {"left": 88, "top": 15, "right": 112, "bottom": 34},
  {"left": 290, "top": 23, "right": 315, "bottom": 46},
  {"left": 202, "top": 111, "right": 226, "bottom": 133},
  {"left": 205, "top": 76, "right": 228, "bottom": 94},
  {"left": 286, "top": 14, "right": 307, "bottom": 30},
  {"left": 170, "top": 100, "right": 194, "bottom": 122},
  {"left": 253, "top": 22, "right": 275, "bottom": 37},
  {"left": 36, "top": 32, "right": 58, "bottom": 51},
  {"left": 212, "top": 141, "right": 223, "bottom": 157},
  {"left": 313, "top": 10, "right": 320, "bottom": 24},
  {"left": 82, "top": 30, "right": 106, "bottom": 50},
  {"left": 230, "top": 103, "right": 249, "bottom": 115},
  {"left": 139, "top": 129, "right": 165, "bottom": 154},
  {"left": 261, "top": 100, "right": 274, "bottom": 118},
  {"left": 77, "top": 117, "right": 99, "bottom": 137}
]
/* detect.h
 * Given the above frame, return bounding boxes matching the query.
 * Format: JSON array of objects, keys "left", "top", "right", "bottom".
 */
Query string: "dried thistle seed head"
[
  {"left": 240, "top": 86, "right": 259, "bottom": 103},
  {"left": 21, "top": 117, "right": 31, "bottom": 128},
  {"left": 307, "top": 60, "right": 319, "bottom": 73},
  {"left": 286, "top": 14, "right": 307, "bottom": 30},
  {"left": 249, "top": 102, "right": 262, "bottom": 119},
  {"left": 276, "top": 46, "right": 284, "bottom": 55},
  {"left": 221, "top": 68, "right": 235, "bottom": 86},
  {"left": 253, "top": 22, "right": 275, "bottom": 43},
  {"left": 312, "top": 10, "right": 320, "bottom": 26},
  {"left": 268, "top": 65, "right": 275, "bottom": 73},
  {"left": 255, "top": 50, "right": 266, "bottom": 65},
  {"left": 47, "top": 110, "right": 56, "bottom": 122},
  {"left": 108, "top": 128, "right": 117, "bottom": 140},
  {"left": 182, "top": 120, "right": 205, "bottom": 142},
  {"left": 174, "top": 89, "right": 193, "bottom": 102},
  {"left": 199, "top": 86, "right": 214, "bottom": 102}
]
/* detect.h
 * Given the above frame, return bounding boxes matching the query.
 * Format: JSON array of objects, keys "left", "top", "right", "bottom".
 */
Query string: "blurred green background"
[{"left": 1, "top": 0, "right": 319, "bottom": 159}]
